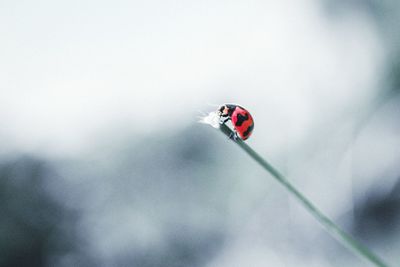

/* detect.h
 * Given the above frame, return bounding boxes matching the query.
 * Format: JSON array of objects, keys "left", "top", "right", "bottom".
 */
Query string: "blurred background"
[{"left": 1, "top": 0, "right": 400, "bottom": 266}]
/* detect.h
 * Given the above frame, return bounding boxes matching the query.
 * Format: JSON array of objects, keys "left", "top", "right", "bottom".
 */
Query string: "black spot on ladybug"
[
  {"left": 243, "top": 123, "right": 254, "bottom": 137},
  {"left": 235, "top": 113, "right": 249, "bottom": 127}
]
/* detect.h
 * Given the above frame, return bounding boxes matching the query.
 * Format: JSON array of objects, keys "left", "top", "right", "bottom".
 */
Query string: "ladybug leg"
[
  {"left": 220, "top": 116, "right": 230, "bottom": 124},
  {"left": 233, "top": 132, "right": 239, "bottom": 141},
  {"left": 228, "top": 131, "right": 239, "bottom": 141}
]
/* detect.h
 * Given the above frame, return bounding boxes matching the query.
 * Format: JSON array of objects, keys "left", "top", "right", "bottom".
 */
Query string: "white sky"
[{"left": 0, "top": 0, "right": 383, "bottom": 155}]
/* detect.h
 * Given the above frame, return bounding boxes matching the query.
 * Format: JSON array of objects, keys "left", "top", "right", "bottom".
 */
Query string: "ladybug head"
[
  {"left": 217, "top": 104, "right": 236, "bottom": 118},
  {"left": 217, "top": 105, "right": 229, "bottom": 118}
]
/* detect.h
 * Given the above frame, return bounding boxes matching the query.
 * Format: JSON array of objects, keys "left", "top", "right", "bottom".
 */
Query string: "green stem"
[{"left": 218, "top": 123, "right": 390, "bottom": 267}]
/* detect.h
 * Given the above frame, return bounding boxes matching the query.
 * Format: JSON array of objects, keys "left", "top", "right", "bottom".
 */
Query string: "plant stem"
[{"left": 218, "top": 123, "right": 390, "bottom": 267}]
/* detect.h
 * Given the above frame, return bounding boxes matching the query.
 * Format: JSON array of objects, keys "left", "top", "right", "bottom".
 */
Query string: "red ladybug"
[{"left": 217, "top": 104, "right": 254, "bottom": 140}]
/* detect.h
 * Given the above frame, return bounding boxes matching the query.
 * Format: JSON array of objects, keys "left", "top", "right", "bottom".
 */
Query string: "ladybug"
[{"left": 217, "top": 104, "right": 254, "bottom": 140}]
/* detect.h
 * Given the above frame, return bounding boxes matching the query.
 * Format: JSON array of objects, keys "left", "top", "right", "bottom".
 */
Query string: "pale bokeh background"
[{"left": 1, "top": 0, "right": 400, "bottom": 266}]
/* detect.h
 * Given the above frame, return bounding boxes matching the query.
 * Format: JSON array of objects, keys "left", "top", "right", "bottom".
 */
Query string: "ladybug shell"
[{"left": 231, "top": 106, "right": 254, "bottom": 140}]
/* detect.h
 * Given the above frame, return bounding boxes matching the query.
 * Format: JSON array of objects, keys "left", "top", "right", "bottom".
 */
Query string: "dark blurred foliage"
[
  {"left": 0, "top": 156, "right": 95, "bottom": 267},
  {"left": 0, "top": 125, "right": 229, "bottom": 267},
  {"left": 1, "top": 121, "right": 399, "bottom": 266},
  {"left": 387, "top": 55, "right": 400, "bottom": 94},
  {"left": 90, "top": 125, "right": 229, "bottom": 266},
  {"left": 123, "top": 228, "right": 224, "bottom": 267},
  {"left": 352, "top": 177, "right": 400, "bottom": 241},
  {"left": 94, "top": 125, "right": 229, "bottom": 267}
]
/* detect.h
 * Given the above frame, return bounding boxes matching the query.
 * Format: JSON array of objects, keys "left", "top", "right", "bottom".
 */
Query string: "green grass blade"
[{"left": 218, "top": 123, "right": 390, "bottom": 267}]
